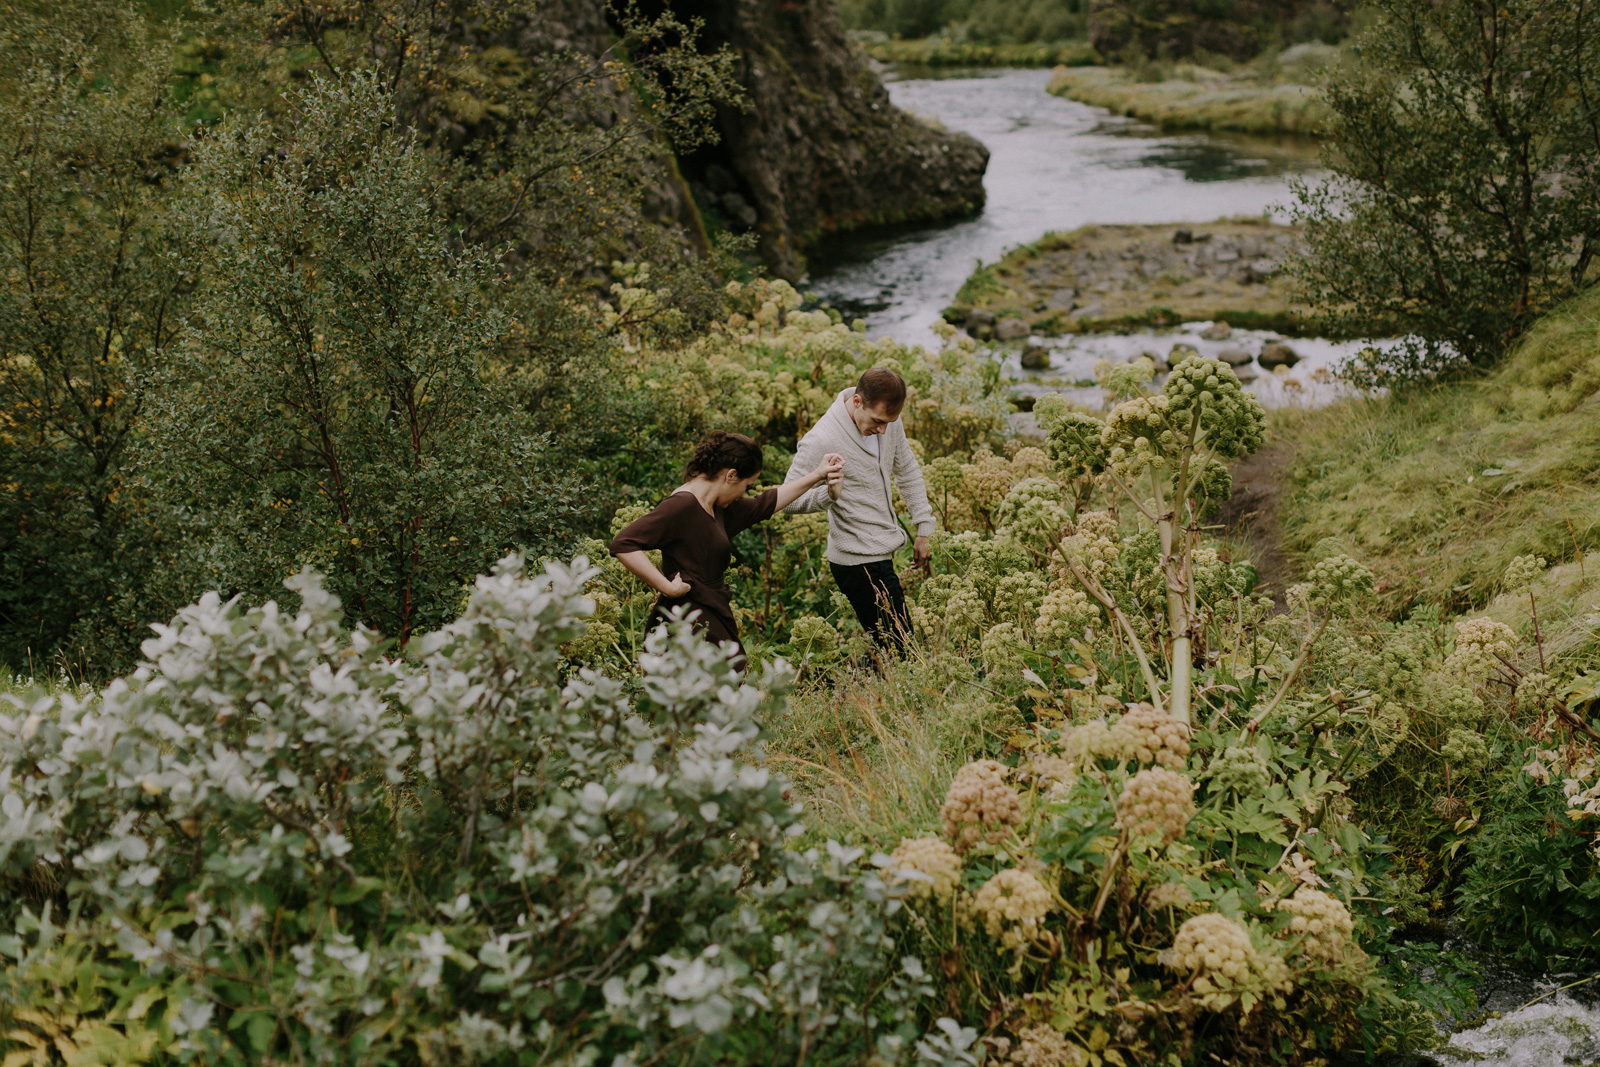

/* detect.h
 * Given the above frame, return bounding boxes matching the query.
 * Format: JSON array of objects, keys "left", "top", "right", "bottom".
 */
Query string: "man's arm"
[
  {"left": 782, "top": 426, "right": 836, "bottom": 514},
  {"left": 892, "top": 429, "right": 936, "bottom": 566}
]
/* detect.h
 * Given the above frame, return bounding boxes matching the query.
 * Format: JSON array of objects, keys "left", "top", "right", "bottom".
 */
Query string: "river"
[
  {"left": 807, "top": 66, "right": 1600, "bottom": 1064},
  {"left": 806, "top": 67, "right": 1383, "bottom": 406}
]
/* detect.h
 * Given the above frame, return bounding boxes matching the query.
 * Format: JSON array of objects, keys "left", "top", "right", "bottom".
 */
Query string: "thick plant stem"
[{"left": 1151, "top": 465, "right": 1192, "bottom": 727}]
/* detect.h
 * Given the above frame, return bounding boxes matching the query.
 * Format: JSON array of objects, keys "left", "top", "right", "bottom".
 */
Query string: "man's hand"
[{"left": 913, "top": 535, "right": 931, "bottom": 570}]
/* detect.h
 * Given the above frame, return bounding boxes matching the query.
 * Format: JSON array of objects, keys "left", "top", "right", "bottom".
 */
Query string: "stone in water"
[
  {"left": 1200, "top": 321, "right": 1232, "bottom": 341},
  {"left": 1217, "top": 346, "right": 1253, "bottom": 367},
  {"left": 1021, "top": 344, "right": 1052, "bottom": 370},
  {"left": 1258, "top": 341, "right": 1300, "bottom": 368},
  {"left": 995, "top": 318, "right": 1031, "bottom": 341}
]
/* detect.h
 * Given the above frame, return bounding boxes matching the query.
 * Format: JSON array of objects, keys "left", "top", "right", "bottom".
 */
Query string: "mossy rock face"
[{"left": 955, "top": 218, "right": 1334, "bottom": 338}]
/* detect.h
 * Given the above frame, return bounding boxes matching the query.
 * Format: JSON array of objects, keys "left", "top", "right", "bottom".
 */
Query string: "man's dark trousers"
[{"left": 830, "top": 559, "right": 910, "bottom": 653}]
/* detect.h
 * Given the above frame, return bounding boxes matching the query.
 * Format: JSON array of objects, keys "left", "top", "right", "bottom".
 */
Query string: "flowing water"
[
  {"left": 806, "top": 66, "right": 1600, "bottom": 1061},
  {"left": 805, "top": 67, "right": 1396, "bottom": 405}
]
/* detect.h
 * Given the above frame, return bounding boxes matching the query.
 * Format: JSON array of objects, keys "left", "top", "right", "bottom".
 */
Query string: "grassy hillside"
[{"left": 1275, "top": 286, "right": 1600, "bottom": 621}]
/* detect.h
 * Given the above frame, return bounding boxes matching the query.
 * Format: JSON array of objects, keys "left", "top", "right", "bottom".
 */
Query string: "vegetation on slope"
[{"left": 1048, "top": 59, "right": 1330, "bottom": 135}]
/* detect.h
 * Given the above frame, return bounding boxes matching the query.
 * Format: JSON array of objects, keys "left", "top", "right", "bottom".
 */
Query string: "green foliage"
[
  {"left": 840, "top": 0, "right": 1090, "bottom": 46},
  {"left": 0, "top": 557, "right": 943, "bottom": 1065},
  {"left": 1290, "top": 0, "right": 1600, "bottom": 379},
  {"left": 0, "top": 1, "right": 190, "bottom": 671},
  {"left": 142, "top": 75, "right": 582, "bottom": 644}
]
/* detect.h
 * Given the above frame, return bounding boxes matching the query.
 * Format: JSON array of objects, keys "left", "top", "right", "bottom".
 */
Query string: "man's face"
[{"left": 849, "top": 395, "right": 900, "bottom": 436}]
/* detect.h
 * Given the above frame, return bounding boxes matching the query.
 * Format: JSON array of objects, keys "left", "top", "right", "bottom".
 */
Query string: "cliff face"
[{"left": 667, "top": 0, "right": 990, "bottom": 278}]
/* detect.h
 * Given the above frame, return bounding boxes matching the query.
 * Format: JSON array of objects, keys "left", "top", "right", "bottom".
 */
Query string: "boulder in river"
[
  {"left": 1258, "top": 341, "right": 1301, "bottom": 368},
  {"left": 1217, "top": 345, "right": 1253, "bottom": 367},
  {"left": 1200, "top": 321, "right": 1232, "bottom": 341},
  {"left": 1173, "top": 227, "right": 1194, "bottom": 244},
  {"left": 1233, "top": 364, "right": 1259, "bottom": 384},
  {"left": 996, "top": 318, "right": 1031, "bottom": 340},
  {"left": 1021, "top": 344, "right": 1052, "bottom": 370},
  {"left": 1170, "top": 342, "right": 1201, "bottom": 365},
  {"left": 1046, "top": 287, "right": 1078, "bottom": 310}
]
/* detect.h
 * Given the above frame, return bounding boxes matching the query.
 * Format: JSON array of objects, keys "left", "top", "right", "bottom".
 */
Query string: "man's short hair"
[{"left": 856, "top": 367, "right": 907, "bottom": 413}]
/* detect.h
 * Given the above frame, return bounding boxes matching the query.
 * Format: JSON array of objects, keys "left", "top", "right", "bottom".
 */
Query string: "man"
[{"left": 783, "top": 368, "right": 935, "bottom": 653}]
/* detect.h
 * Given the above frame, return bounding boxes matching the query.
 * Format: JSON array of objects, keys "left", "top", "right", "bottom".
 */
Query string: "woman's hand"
[
  {"left": 813, "top": 452, "right": 845, "bottom": 486},
  {"left": 659, "top": 573, "right": 691, "bottom": 597}
]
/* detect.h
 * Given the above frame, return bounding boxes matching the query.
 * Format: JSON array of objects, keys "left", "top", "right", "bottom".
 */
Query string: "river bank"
[
  {"left": 946, "top": 217, "right": 1317, "bottom": 337},
  {"left": 853, "top": 34, "right": 1098, "bottom": 68},
  {"left": 1048, "top": 62, "right": 1330, "bottom": 135}
]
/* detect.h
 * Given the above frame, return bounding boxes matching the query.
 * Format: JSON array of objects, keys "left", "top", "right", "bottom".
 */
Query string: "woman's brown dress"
[{"left": 608, "top": 488, "right": 779, "bottom": 663}]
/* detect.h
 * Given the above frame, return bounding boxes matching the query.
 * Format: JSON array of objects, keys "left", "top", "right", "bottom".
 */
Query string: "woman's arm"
[
  {"left": 772, "top": 453, "right": 844, "bottom": 512},
  {"left": 614, "top": 551, "right": 691, "bottom": 597}
]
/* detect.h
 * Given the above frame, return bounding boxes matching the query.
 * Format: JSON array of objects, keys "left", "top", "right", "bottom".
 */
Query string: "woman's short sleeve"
[
  {"left": 610, "top": 494, "right": 695, "bottom": 556},
  {"left": 722, "top": 487, "right": 780, "bottom": 538}
]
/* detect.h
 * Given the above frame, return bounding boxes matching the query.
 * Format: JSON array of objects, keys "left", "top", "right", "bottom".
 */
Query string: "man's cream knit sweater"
[{"left": 782, "top": 387, "right": 936, "bottom": 565}]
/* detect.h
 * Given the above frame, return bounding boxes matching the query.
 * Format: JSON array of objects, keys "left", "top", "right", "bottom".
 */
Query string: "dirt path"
[{"left": 1219, "top": 443, "right": 1295, "bottom": 604}]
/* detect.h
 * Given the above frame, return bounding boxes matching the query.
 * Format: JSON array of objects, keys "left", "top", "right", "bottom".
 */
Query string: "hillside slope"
[{"left": 1273, "top": 288, "right": 1600, "bottom": 619}]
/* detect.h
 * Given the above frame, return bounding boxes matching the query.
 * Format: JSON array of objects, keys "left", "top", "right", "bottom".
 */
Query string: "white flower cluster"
[
  {"left": 1165, "top": 914, "right": 1288, "bottom": 999},
  {"left": 1207, "top": 745, "right": 1272, "bottom": 797},
  {"left": 1272, "top": 888, "right": 1355, "bottom": 963},
  {"left": 1108, "top": 704, "right": 1191, "bottom": 770},
  {"left": 1007, "top": 1023, "right": 1082, "bottom": 1067},
  {"left": 1116, "top": 768, "right": 1196, "bottom": 844},
  {"left": 1503, "top": 554, "right": 1547, "bottom": 590},
  {"left": 941, "top": 760, "right": 1024, "bottom": 852},
  {"left": 1444, "top": 616, "right": 1518, "bottom": 679},
  {"left": 973, "top": 867, "right": 1054, "bottom": 951},
  {"left": 890, "top": 836, "right": 963, "bottom": 902}
]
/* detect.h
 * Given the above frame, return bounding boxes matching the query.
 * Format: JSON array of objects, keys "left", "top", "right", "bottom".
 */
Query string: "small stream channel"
[{"left": 806, "top": 66, "right": 1600, "bottom": 1063}]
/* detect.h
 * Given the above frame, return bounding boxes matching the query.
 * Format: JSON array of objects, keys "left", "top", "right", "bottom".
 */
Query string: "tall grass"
[{"left": 1274, "top": 287, "right": 1600, "bottom": 616}]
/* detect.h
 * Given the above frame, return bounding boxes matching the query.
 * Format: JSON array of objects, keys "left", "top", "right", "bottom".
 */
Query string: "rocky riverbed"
[{"left": 946, "top": 217, "right": 1311, "bottom": 338}]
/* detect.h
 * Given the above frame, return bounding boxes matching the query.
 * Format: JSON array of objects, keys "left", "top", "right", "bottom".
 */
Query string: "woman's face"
[{"left": 713, "top": 468, "right": 761, "bottom": 505}]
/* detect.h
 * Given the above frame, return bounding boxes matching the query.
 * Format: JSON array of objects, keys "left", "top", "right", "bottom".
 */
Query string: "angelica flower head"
[
  {"left": 1503, "top": 554, "right": 1546, "bottom": 591},
  {"left": 1007, "top": 1024, "right": 1081, "bottom": 1067},
  {"left": 1168, "top": 913, "right": 1256, "bottom": 983},
  {"left": 1102, "top": 394, "right": 1179, "bottom": 476},
  {"left": 1444, "top": 616, "right": 1518, "bottom": 679},
  {"left": 1116, "top": 767, "right": 1196, "bottom": 843},
  {"left": 941, "top": 760, "right": 1024, "bottom": 852},
  {"left": 788, "top": 615, "right": 840, "bottom": 664},
  {"left": 1307, "top": 555, "right": 1375, "bottom": 615},
  {"left": 1145, "top": 881, "right": 1195, "bottom": 910},
  {"left": 1207, "top": 744, "right": 1272, "bottom": 797},
  {"left": 1034, "top": 585, "right": 1092, "bottom": 649},
  {"left": 1045, "top": 410, "right": 1109, "bottom": 482},
  {"left": 973, "top": 867, "right": 1053, "bottom": 949},
  {"left": 1108, "top": 704, "right": 1191, "bottom": 769},
  {"left": 889, "top": 836, "right": 962, "bottom": 902},
  {"left": 1273, "top": 887, "right": 1356, "bottom": 962},
  {"left": 1162, "top": 355, "right": 1267, "bottom": 460},
  {"left": 1440, "top": 727, "right": 1490, "bottom": 772},
  {"left": 981, "top": 622, "right": 1028, "bottom": 675}
]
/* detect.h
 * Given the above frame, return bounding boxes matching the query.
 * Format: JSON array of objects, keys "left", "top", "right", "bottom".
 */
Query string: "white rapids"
[{"left": 1433, "top": 994, "right": 1600, "bottom": 1066}]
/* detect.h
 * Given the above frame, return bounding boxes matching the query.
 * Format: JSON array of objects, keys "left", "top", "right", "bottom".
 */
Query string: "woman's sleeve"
[
  {"left": 723, "top": 487, "right": 780, "bottom": 538},
  {"left": 609, "top": 496, "right": 687, "bottom": 556}
]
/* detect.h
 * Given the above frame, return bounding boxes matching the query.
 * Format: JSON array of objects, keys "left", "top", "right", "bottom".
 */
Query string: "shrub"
[{"left": 0, "top": 556, "right": 941, "bottom": 1064}]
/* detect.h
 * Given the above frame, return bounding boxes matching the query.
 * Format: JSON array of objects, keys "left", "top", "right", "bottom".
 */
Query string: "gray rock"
[
  {"left": 1213, "top": 248, "right": 1240, "bottom": 264},
  {"left": 1069, "top": 302, "right": 1105, "bottom": 321},
  {"left": 1199, "top": 321, "right": 1232, "bottom": 341},
  {"left": 966, "top": 308, "right": 996, "bottom": 329},
  {"left": 1244, "top": 258, "right": 1280, "bottom": 284},
  {"left": 1233, "top": 364, "right": 1259, "bottom": 384},
  {"left": 1046, "top": 287, "right": 1078, "bottom": 311},
  {"left": 1217, "top": 345, "right": 1253, "bottom": 366},
  {"left": 1258, "top": 341, "right": 1301, "bottom": 368},
  {"left": 995, "top": 318, "right": 1031, "bottom": 341},
  {"left": 1173, "top": 227, "right": 1194, "bottom": 244},
  {"left": 1020, "top": 344, "right": 1052, "bottom": 370},
  {"left": 1169, "top": 343, "right": 1201, "bottom": 366}
]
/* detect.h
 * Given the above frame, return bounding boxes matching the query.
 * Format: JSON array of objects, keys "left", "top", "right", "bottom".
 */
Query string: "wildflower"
[
  {"left": 788, "top": 616, "right": 840, "bottom": 664},
  {"left": 1108, "top": 704, "right": 1190, "bottom": 769},
  {"left": 889, "top": 837, "right": 962, "bottom": 902},
  {"left": 973, "top": 868, "right": 1053, "bottom": 950},
  {"left": 1503, "top": 554, "right": 1546, "bottom": 590},
  {"left": 1034, "top": 585, "right": 1092, "bottom": 648},
  {"left": 1307, "top": 555, "right": 1375, "bottom": 614},
  {"left": 981, "top": 622, "right": 1028, "bottom": 674},
  {"left": 1206, "top": 744, "right": 1272, "bottom": 797},
  {"left": 1162, "top": 355, "right": 1267, "bottom": 459},
  {"left": 941, "top": 761, "right": 1024, "bottom": 852},
  {"left": 1044, "top": 410, "right": 1109, "bottom": 481},
  {"left": 1272, "top": 887, "right": 1356, "bottom": 963},
  {"left": 1440, "top": 728, "right": 1490, "bottom": 773},
  {"left": 1444, "top": 616, "right": 1517, "bottom": 679},
  {"left": 1145, "top": 881, "right": 1195, "bottom": 910},
  {"left": 1167, "top": 913, "right": 1256, "bottom": 983},
  {"left": 1516, "top": 672, "right": 1557, "bottom": 712},
  {"left": 1116, "top": 767, "right": 1195, "bottom": 843},
  {"left": 1008, "top": 1023, "right": 1081, "bottom": 1067}
]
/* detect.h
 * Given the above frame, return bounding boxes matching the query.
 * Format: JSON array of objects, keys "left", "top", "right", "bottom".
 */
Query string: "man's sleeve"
[
  {"left": 892, "top": 431, "right": 936, "bottom": 537},
  {"left": 782, "top": 427, "right": 833, "bottom": 514}
]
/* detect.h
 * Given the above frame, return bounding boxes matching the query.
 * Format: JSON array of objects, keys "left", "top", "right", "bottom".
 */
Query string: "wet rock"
[
  {"left": 1173, "top": 227, "right": 1194, "bottom": 244},
  {"left": 1233, "top": 364, "right": 1259, "bottom": 384},
  {"left": 1046, "top": 287, "right": 1078, "bottom": 310},
  {"left": 1258, "top": 341, "right": 1301, "bottom": 368},
  {"left": 1170, "top": 342, "right": 1201, "bottom": 366},
  {"left": 1021, "top": 344, "right": 1052, "bottom": 369},
  {"left": 1200, "top": 321, "right": 1232, "bottom": 341},
  {"left": 996, "top": 318, "right": 1031, "bottom": 341},
  {"left": 966, "top": 308, "right": 996, "bottom": 330},
  {"left": 1217, "top": 345, "right": 1253, "bottom": 366}
]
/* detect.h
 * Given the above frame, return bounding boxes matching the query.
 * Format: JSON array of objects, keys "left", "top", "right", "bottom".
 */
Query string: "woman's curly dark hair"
[{"left": 685, "top": 431, "right": 763, "bottom": 480}]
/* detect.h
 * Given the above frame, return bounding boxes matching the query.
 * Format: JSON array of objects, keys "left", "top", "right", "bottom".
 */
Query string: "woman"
[{"left": 610, "top": 432, "right": 843, "bottom": 664}]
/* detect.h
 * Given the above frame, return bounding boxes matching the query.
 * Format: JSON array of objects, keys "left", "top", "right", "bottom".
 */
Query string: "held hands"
[
  {"left": 816, "top": 452, "right": 845, "bottom": 500},
  {"left": 659, "top": 573, "right": 692, "bottom": 597}
]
